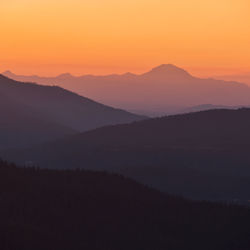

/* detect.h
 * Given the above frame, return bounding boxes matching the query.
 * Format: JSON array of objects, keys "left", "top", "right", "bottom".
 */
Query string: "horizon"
[
  {"left": 2, "top": 64, "right": 250, "bottom": 79},
  {"left": 1, "top": 0, "right": 250, "bottom": 76}
]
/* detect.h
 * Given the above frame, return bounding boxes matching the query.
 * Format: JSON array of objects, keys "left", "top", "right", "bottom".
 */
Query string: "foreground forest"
[{"left": 0, "top": 160, "right": 250, "bottom": 250}]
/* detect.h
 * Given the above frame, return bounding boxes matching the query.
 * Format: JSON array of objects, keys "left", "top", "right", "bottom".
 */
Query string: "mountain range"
[
  {"left": 4, "top": 64, "right": 250, "bottom": 116},
  {"left": 2, "top": 67, "right": 250, "bottom": 203},
  {"left": 0, "top": 75, "right": 145, "bottom": 149},
  {"left": 3, "top": 108, "right": 250, "bottom": 203}
]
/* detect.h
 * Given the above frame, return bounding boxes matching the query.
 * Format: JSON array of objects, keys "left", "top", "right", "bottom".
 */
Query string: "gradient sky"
[{"left": 1, "top": 0, "right": 250, "bottom": 76}]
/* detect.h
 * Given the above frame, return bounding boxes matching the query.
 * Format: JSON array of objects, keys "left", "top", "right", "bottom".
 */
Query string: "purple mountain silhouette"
[{"left": 4, "top": 65, "right": 250, "bottom": 115}]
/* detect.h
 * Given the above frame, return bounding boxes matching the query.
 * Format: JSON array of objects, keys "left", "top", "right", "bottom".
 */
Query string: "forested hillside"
[{"left": 0, "top": 160, "right": 250, "bottom": 250}]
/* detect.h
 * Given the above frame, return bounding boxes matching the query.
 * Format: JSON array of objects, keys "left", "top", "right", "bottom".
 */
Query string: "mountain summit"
[
  {"left": 2, "top": 71, "right": 15, "bottom": 78},
  {"left": 57, "top": 73, "right": 74, "bottom": 80},
  {"left": 143, "top": 64, "right": 191, "bottom": 78}
]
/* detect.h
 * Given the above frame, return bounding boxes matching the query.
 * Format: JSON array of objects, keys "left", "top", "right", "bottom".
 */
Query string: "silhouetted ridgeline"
[
  {"left": 0, "top": 160, "right": 250, "bottom": 250},
  {"left": 4, "top": 108, "right": 250, "bottom": 203},
  {"left": 4, "top": 64, "right": 250, "bottom": 116}
]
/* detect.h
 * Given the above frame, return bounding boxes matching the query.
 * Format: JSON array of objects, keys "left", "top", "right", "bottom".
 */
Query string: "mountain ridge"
[{"left": 4, "top": 65, "right": 250, "bottom": 116}]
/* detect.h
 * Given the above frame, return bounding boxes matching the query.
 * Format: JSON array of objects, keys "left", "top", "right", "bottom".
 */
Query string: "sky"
[{"left": 1, "top": 0, "right": 250, "bottom": 76}]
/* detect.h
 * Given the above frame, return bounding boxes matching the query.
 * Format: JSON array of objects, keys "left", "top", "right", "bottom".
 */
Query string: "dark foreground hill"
[
  {"left": 4, "top": 108, "right": 250, "bottom": 203},
  {"left": 0, "top": 160, "right": 250, "bottom": 250},
  {"left": 0, "top": 75, "right": 145, "bottom": 149}
]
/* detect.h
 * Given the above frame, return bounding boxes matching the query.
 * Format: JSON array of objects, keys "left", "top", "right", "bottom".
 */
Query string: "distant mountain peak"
[
  {"left": 0, "top": 74, "right": 10, "bottom": 80},
  {"left": 57, "top": 73, "right": 74, "bottom": 79},
  {"left": 144, "top": 64, "right": 192, "bottom": 78},
  {"left": 122, "top": 72, "right": 137, "bottom": 77},
  {"left": 2, "top": 70, "right": 14, "bottom": 76}
]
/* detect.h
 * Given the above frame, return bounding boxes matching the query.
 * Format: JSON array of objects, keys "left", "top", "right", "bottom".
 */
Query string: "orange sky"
[{"left": 1, "top": 0, "right": 250, "bottom": 76}]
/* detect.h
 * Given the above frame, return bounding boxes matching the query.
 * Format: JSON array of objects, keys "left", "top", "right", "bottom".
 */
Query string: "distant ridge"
[
  {"left": 214, "top": 72, "right": 250, "bottom": 85},
  {"left": 4, "top": 65, "right": 250, "bottom": 116}
]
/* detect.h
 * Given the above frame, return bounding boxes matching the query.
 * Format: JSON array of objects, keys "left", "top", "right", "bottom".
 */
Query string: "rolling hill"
[
  {"left": 4, "top": 108, "right": 250, "bottom": 203},
  {"left": 0, "top": 160, "right": 250, "bottom": 250}
]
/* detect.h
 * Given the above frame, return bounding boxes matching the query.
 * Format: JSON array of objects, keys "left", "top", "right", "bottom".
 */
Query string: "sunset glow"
[{"left": 1, "top": 0, "right": 250, "bottom": 76}]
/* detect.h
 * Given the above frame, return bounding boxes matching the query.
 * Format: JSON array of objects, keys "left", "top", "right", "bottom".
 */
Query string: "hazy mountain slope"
[
  {"left": 171, "top": 104, "right": 245, "bottom": 115},
  {"left": 0, "top": 91, "right": 75, "bottom": 149},
  {"left": 0, "top": 160, "right": 250, "bottom": 250},
  {"left": 4, "top": 108, "right": 250, "bottom": 202},
  {"left": 4, "top": 65, "right": 250, "bottom": 115},
  {"left": 128, "top": 104, "right": 237, "bottom": 117},
  {"left": 0, "top": 75, "right": 145, "bottom": 132},
  {"left": 214, "top": 73, "right": 250, "bottom": 86}
]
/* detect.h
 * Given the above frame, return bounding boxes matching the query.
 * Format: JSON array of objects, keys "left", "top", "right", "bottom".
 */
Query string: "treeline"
[{"left": 0, "top": 160, "right": 250, "bottom": 250}]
